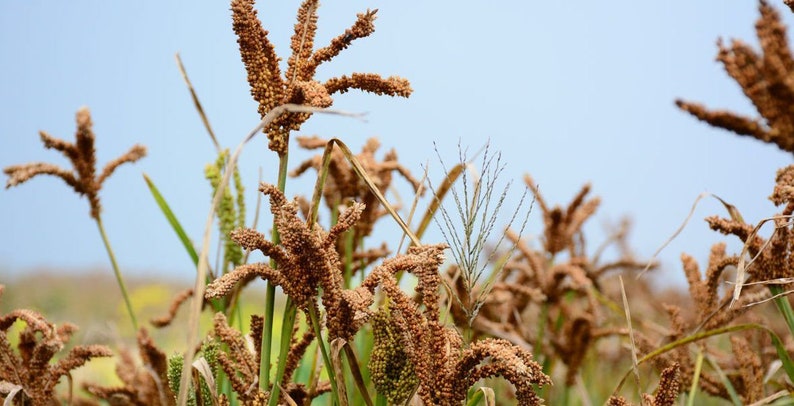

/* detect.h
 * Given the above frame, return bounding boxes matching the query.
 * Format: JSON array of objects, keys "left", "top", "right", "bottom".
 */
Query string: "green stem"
[
  {"left": 260, "top": 149, "right": 290, "bottom": 391},
  {"left": 686, "top": 350, "right": 704, "bottom": 406},
  {"left": 267, "top": 298, "right": 298, "bottom": 406},
  {"left": 307, "top": 303, "right": 341, "bottom": 406},
  {"left": 95, "top": 216, "right": 138, "bottom": 331},
  {"left": 769, "top": 284, "right": 794, "bottom": 336}
]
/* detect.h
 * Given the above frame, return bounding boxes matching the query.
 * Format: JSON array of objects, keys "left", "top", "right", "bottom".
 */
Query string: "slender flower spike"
[
  {"left": 231, "top": 0, "right": 412, "bottom": 155},
  {"left": 3, "top": 107, "right": 146, "bottom": 219}
]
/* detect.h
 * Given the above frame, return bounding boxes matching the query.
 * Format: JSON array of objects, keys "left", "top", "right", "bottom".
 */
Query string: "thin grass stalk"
[
  {"left": 619, "top": 276, "right": 642, "bottom": 403},
  {"left": 331, "top": 139, "right": 421, "bottom": 246},
  {"left": 177, "top": 105, "right": 361, "bottom": 406},
  {"left": 95, "top": 216, "right": 138, "bottom": 331},
  {"left": 306, "top": 303, "right": 341, "bottom": 406},
  {"left": 612, "top": 323, "right": 794, "bottom": 396},
  {"left": 176, "top": 53, "right": 220, "bottom": 153},
  {"left": 267, "top": 298, "right": 300, "bottom": 406},
  {"left": 414, "top": 163, "right": 464, "bottom": 240},
  {"left": 685, "top": 350, "right": 704, "bottom": 406},
  {"left": 260, "top": 149, "right": 290, "bottom": 393},
  {"left": 703, "top": 355, "right": 742, "bottom": 406}
]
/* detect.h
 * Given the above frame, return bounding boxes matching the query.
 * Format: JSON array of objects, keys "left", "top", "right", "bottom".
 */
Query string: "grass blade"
[
  {"left": 703, "top": 354, "right": 742, "bottom": 406},
  {"left": 331, "top": 338, "right": 350, "bottom": 406},
  {"left": 343, "top": 342, "right": 374, "bottom": 406},
  {"left": 143, "top": 173, "right": 199, "bottom": 266},
  {"left": 466, "top": 387, "right": 495, "bottom": 406}
]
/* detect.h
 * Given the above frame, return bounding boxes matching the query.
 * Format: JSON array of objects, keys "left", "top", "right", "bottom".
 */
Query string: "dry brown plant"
[
  {"left": 212, "top": 313, "right": 271, "bottom": 404},
  {"left": 202, "top": 182, "right": 552, "bottom": 404},
  {"left": 633, "top": 248, "right": 770, "bottom": 401},
  {"left": 3, "top": 107, "right": 146, "bottom": 220},
  {"left": 0, "top": 285, "right": 113, "bottom": 405},
  {"left": 446, "top": 174, "right": 650, "bottom": 387},
  {"left": 205, "top": 183, "right": 369, "bottom": 342},
  {"left": 607, "top": 362, "right": 681, "bottom": 406},
  {"left": 291, "top": 135, "right": 422, "bottom": 250},
  {"left": 83, "top": 328, "right": 175, "bottom": 406},
  {"left": 363, "top": 245, "right": 552, "bottom": 405},
  {"left": 676, "top": 0, "right": 794, "bottom": 153},
  {"left": 231, "top": 0, "right": 412, "bottom": 155}
]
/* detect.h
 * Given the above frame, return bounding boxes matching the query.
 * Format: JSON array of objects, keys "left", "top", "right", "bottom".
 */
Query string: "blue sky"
[{"left": 1, "top": 1, "right": 792, "bottom": 287}]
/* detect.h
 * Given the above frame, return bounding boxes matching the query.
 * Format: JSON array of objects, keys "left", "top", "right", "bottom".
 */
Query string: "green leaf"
[{"left": 143, "top": 173, "right": 199, "bottom": 266}]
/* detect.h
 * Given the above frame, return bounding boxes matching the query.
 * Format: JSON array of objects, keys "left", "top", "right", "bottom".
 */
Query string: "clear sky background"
[{"left": 1, "top": 1, "right": 792, "bottom": 287}]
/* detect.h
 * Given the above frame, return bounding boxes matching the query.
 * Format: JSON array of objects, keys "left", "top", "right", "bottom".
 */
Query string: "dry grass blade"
[
  {"left": 343, "top": 343, "right": 373, "bottom": 406},
  {"left": 747, "top": 389, "right": 790, "bottom": 406},
  {"left": 397, "top": 163, "right": 429, "bottom": 254},
  {"left": 178, "top": 104, "right": 363, "bottom": 406},
  {"left": 308, "top": 137, "right": 420, "bottom": 245},
  {"left": 176, "top": 53, "right": 220, "bottom": 152},
  {"left": 619, "top": 275, "right": 643, "bottom": 403},
  {"left": 192, "top": 357, "right": 218, "bottom": 405},
  {"left": 1, "top": 383, "right": 23, "bottom": 406},
  {"left": 415, "top": 162, "right": 465, "bottom": 240},
  {"left": 639, "top": 192, "right": 709, "bottom": 278},
  {"left": 277, "top": 384, "right": 299, "bottom": 406},
  {"left": 731, "top": 215, "right": 794, "bottom": 307},
  {"left": 742, "top": 286, "right": 794, "bottom": 307},
  {"left": 330, "top": 338, "right": 349, "bottom": 406}
]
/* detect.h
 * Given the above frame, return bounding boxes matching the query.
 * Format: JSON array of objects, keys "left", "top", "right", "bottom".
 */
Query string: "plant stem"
[
  {"left": 769, "top": 284, "right": 794, "bottom": 336},
  {"left": 307, "top": 303, "right": 341, "bottom": 405},
  {"left": 267, "top": 297, "right": 299, "bottom": 406},
  {"left": 260, "top": 149, "right": 290, "bottom": 390},
  {"left": 95, "top": 216, "right": 138, "bottom": 331}
]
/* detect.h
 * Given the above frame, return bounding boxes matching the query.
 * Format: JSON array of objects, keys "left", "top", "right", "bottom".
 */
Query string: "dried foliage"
[
  {"left": 291, "top": 135, "right": 422, "bottom": 248},
  {"left": 3, "top": 106, "right": 146, "bottom": 219},
  {"left": 445, "top": 174, "right": 650, "bottom": 386},
  {"left": 0, "top": 285, "right": 113, "bottom": 404},
  {"left": 212, "top": 313, "right": 269, "bottom": 404},
  {"left": 607, "top": 363, "right": 681, "bottom": 406},
  {"left": 83, "top": 328, "right": 175, "bottom": 406},
  {"left": 231, "top": 0, "right": 411, "bottom": 154},
  {"left": 676, "top": 0, "right": 794, "bottom": 153},
  {"left": 203, "top": 182, "right": 552, "bottom": 404},
  {"left": 10, "top": 1, "right": 794, "bottom": 405}
]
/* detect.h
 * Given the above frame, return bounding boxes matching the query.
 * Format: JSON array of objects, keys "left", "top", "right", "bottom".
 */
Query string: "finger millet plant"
[{"left": 4, "top": 0, "right": 794, "bottom": 405}]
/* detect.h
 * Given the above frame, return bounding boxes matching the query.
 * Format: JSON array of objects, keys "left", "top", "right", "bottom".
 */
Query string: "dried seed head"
[
  {"left": 3, "top": 107, "right": 145, "bottom": 220},
  {"left": 231, "top": 0, "right": 411, "bottom": 154},
  {"left": 677, "top": 1, "right": 794, "bottom": 153}
]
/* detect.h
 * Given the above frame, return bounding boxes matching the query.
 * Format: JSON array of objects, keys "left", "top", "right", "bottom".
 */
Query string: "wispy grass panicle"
[{"left": 428, "top": 141, "right": 532, "bottom": 325}]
